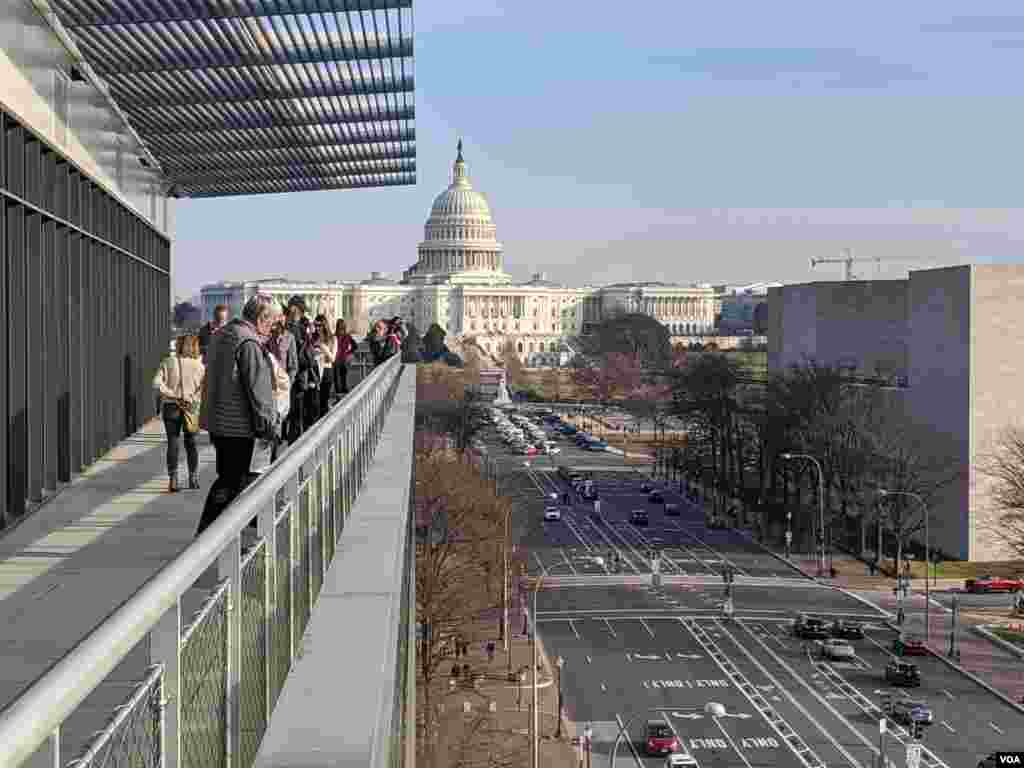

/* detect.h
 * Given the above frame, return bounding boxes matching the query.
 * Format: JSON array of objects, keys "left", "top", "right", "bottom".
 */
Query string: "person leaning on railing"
[
  {"left": 195, "top": 295, "right": 281, "bottom": 538},
  {"left": 152, "top": 334, "right": 205, "bottom": 493}
]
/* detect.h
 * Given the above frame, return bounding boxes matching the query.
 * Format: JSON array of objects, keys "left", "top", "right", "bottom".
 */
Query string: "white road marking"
[
  {"left": 532, "top": 551, "right": 548, "bottom": 576},
  {"left": 940, "top": 689, "right": 953, "bottom": 700},
  {"left": 940, "top": 721, "right": 955, "bottom": 733},
  {"left": 614, "top": 714, "right": 647, "bottom": 768},
  {"left": 568, "top": 619, "right": 580, "bottom": 639},
  {"left": 712, "top": 717, "right": 755, "bottom": 768},
  {"left": 559, "top": 547, "right": 578, "bottom": 575},
  {"left": 626, "top": 653, "right": 632, "bottom": 662},
  {"left": 602, "top": 618, "right": 617, "bottom": 638},
  {"left": 586, "top": 655, "right": 592, "bottom": 664},
  {"left": 601, "top": 682, "right": 607, "bottom": 692},
  {"left": 990, "top": 722, "right": 1004, "bottom": 735},
  {"left": 640, "top": 618, "right": 655, "bottom": 638}
]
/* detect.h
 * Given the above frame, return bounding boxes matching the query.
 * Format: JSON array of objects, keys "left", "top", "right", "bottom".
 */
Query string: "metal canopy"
[{"left": 48, "top": 0, "right": 416, "bottom": 198}]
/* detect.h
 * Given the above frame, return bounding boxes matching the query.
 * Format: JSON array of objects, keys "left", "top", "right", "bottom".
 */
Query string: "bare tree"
[
  {"left": 979, "top": 425, "right": 1024, "bottom": 558},
  {"left": 500, "top": 339, "right": 526, "bottom": 389}
]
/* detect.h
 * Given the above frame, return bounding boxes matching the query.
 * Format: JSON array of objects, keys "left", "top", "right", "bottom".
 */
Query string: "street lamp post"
[
  {"left": 555, "top": 656, "right": 565, "bottom": 737},
  {"left": 530, "top": 577, "right": 543, "bottom": 768},
  {"left": 780, "top": 453, "right": 826, "bottom": 576},
  {"left": 878, "top": 489, "right": 931, "bottom": 642}
]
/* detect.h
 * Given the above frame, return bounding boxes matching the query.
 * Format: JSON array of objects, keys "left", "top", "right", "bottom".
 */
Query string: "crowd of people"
[{"left": 154, "top": 295, "right": 406, "bottom": 539}]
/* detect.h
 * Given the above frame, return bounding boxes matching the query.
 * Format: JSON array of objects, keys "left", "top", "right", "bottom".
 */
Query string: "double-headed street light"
[
  {"left": 555, "top": 656, "right": 565, "bottom": 738},
  {"left": 878, "top": 488, "right": 931, "bottom": 642},
  {"left": 780, "top": 453, "right": 826, "bottom": 576}
]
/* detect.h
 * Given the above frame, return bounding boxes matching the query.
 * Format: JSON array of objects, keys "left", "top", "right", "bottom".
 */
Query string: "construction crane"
[{"left": 810, "top": 248, "right": 882, "bottom": 281}]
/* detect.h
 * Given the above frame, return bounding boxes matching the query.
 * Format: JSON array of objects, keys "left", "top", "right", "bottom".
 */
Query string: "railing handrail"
[{"left": 0, "top": 354, "right": 403, "bottom": 767}]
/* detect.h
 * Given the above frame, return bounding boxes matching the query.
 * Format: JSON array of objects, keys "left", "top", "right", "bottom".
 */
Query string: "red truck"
[{"left": 964, "top": 575, "right": 1024, "bottom": 593}]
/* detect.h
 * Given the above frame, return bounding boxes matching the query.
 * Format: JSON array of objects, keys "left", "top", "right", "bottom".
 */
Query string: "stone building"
[
  {"left": 201, "top": 141, "right": 721, "bottom": 367},
  {"left": 766, "top": 265, "right": 1024, "bottom": 561}
]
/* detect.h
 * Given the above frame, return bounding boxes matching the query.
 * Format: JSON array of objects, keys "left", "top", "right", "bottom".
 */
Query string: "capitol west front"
[{"left": 201, "top": 142, "right": 720, "bottom": 366}]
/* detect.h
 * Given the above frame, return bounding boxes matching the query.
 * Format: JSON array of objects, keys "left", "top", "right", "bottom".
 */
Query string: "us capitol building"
[{"left": 201, "top": 141, "right": 721, "bottom": 367}]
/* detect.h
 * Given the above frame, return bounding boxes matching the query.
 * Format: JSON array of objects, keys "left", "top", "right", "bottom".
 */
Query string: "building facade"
[
  {"left": 202, "top": 143, "right": 720, "bottom": 367},
  {"left": 766, "top": 265, "right": 1024, "bottom": 562},
  {"left": 0, "top": 5, "right": 171, "bottom": 529}
]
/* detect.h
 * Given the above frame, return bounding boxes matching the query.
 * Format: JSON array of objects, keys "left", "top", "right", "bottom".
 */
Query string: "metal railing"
[{"left": 0, "top": 353, "right": 405, "bottom": 768}]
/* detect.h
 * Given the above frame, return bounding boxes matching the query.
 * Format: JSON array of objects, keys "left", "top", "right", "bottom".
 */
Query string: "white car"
[
  {"left": 817, "top": 638, "right": 856, "bottom": 661},
  {"left": 544, "top": 507, "right": 562, "bottom": 521}
]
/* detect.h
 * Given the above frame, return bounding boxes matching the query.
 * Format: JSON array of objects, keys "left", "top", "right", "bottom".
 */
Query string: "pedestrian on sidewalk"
[
  {"left": 198, "top": 304, "right": 229, "bottom": 364},
  {"left": 487, "top": 640, "right": 496, "bottom": 662},
  {"left": 284, "top": 296, "right": 320, "bottom": 440},
  {"left": 312, "top": 314, "right": 336, "bottom": 418},
  {"left": 153, "top": 334, "right": 205, "bottom": 492},
  {"left": 333, "top": 319, "right": 358, "bottom": 398},
  {"left": 195, "top": 295, "right": 280, "bottom": 538},
  {"left": 251, "top": 317, "right": 292, "bottom": 474}
]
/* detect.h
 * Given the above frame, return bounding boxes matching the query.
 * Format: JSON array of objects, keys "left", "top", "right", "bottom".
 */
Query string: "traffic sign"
[{"left": 906, "top": 743, "right": 921, "bottom": 768}]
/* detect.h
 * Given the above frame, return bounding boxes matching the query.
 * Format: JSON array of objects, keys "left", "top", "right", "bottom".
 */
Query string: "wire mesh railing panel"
[
  {"left": 294, "top": 485, "right": 311, "bottom": 649},
  {"left": 180, "top": 583, "right": 229, "bottom": 768},
  {"left": 66, "top": 666, "right": 162, "bottom": 768},
  {"left": 239, "top": 541, "right": 268, "bottom": 768},
  {"left": 311, "top": 465, "right": 324, "bottom": 601},
  {"left": 324, "top": 452, "right": 336, "bottom": 561},
  {"left": 271, "top": 510, "right": 291, "bottom": 709}
]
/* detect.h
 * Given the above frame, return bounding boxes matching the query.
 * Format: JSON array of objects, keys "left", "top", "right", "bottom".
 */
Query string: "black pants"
[
  {"left": 318, "top": 377, "right": 333, "bottom": 418},
  {"left": 195, "top": 435, "right": 257, "bottom": 537},
  {"left": 286, "top": 385, "right": 306, "bottom": 444},
  {"left": 333, "top": 361, "right": 350, "bottom": 395},
  {"left": 162, "top": 403, "right": 198, "bottom": 476}
]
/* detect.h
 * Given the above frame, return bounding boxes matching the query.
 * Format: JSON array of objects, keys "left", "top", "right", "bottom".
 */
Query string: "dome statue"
[{"left": 411, "top": 139, "right": 509, "bottom": 285}]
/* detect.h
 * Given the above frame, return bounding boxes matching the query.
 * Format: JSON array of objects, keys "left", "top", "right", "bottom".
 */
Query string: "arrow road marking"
[
  {"left": 626, "top": 653, "right": 632, "bottom": 662},
  {"left": 586, "top": 655, "right": 592, "bottom": 664},
  {"left": 722, "top": 712, "right": 752, "bottom": 719},
  {"left": 633, "top": 653, "right": 661, "bottom": 661},
  {"left": 673, "top": 712, "right": 703, "bottom": 720},
  {"left": 676, "top": 653, "right": 703, "bottom": 660},
  {"left": 601, "top": 682, "right": 607, "bottom": 692}
]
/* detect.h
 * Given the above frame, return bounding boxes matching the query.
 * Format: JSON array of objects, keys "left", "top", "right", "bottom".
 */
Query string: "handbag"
[{"left": 177, "top": 357, "right": 201, "bottom": 434}]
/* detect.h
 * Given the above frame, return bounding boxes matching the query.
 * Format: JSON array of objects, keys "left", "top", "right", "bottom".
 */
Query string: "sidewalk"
[
  {"left": 418, "top": 602, "right": 578, "bottom": 768},
  {"left": 0, "top": 419, "right": 217, "bottom": 759}
]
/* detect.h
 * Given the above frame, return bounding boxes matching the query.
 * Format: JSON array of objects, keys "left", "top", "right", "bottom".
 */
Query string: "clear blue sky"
[{"left": 173, "top": 1, "right": 1024, "bottom": 299}]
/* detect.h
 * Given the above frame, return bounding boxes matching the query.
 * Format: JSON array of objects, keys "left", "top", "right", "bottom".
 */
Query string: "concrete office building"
[
  {"left": 766, "top": 265, "right": 1024, "bottom": 561},
  {"left": 0, "top": 3, "right": 172, "bottom": 528}
]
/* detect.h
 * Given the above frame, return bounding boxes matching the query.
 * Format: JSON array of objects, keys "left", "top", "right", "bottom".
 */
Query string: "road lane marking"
[
  {"left": 711, "top": 716, "right": 755, "bottom": 768},
  {"left": 532, "top": 551, "right": 548, "bottom": 576},
  {"left": 602, "top": 618, "right": 617, "bottom": 638},
  {"left": 940, "top": 721, "right": 955, "bottom": 733},
  {"left": 678, "top": 619, "right": 831, "bottom": 768},
  {"left": 559, "top": 547, "right": 578, "bottom": 575},
  {"left": 602, "top": 682, "right": 607, "bottom": 692},
  {"left": 568, "top": 619, "right": 580, "bottom": 639},
  {"left": 627, "top": 653, "right": 632, "bottom": 662},
  {"left": 640, "top": 618, "right": 655, "bottom": 638},
  {"left": 586, "top": 655, "right": 592, "bottom": 664},
  {"left": 614, "top": 714, "right": 646, "bottom": 768},
  {"left": 990, "top": 722, "right": 1004, "bottom": 735},
  {"left": 940, "top": 689, "right": 953, "bottom": 700}
]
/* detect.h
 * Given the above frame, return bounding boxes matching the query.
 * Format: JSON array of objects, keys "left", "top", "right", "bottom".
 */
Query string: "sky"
[{"left": 172, "top": 0, "right": 1024, "bottom": 300}]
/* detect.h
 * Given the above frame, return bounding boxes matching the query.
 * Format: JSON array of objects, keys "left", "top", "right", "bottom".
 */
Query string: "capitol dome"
[{"left": 407, "top": 139, "right": 509, "bottom": 286}]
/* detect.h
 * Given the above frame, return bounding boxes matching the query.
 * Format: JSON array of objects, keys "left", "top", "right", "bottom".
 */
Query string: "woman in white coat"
[{"left": 153, "top": 335, "right": 205, "bottom": 492}]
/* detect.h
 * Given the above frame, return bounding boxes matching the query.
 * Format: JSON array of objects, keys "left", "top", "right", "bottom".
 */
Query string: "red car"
[
  {"left": 644, "top": 721, "right": 680, "bottom": 756},
  {"left": 895, "top": 636, "right": 929, "bottom": 656},
  {"left": 965, "top": 575, "right": 1024, "bottom": 593}
]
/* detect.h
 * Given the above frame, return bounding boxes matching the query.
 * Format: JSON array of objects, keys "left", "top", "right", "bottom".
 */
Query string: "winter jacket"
[
  {"left": 200, "top": 318, "right": 278, "bottom": 439},
  {"left": 367, "top": 331, "right": 399, "bottom": 366},
  {"left": 198, "top": 321, "right": 223, "bottom": 362},
  {"left": 268, "top": 330, "right": 298, "bottom": 383},
  {"left": 287, "top": 318, "right": 320, "bottom": 391},
  {"left": 335, "top": 334, "right": 358, "bottom": 363},
  {"left": 153, "top": 355, "right": 205, "bottom": 409}
]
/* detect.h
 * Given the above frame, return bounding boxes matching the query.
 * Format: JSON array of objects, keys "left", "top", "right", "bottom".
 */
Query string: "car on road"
[
  {"left": 664, "top": 753, "right": 698, "bottom": 767},
  {"left": 894, "top": 636, "right": 928, "bottom": 656},
  {"left": 793, "top": 615, "right": 830, "bottom": 639},
  {"left": 887, "top": 698, "right": 933, "bottom": 728},
  {"left": 543, "top": 507, "right": 562, "bottom": 522},
  {"left": 664, "top": 503, "right": 680, "bottom": 516},
  {"left": 884, "top": 660, "right": 922, "bottom": 687},
  {"left": 965, "top": 574, "right": 1024, "bottom": 593},
  {"left": 830, "top": 620, "right": 865, "bottom": 640},
  {"left": 641, "top": 481, "right": 652, "bottom": 492},
  {"left": 649, "top": 490, "right": 664, "bottom": 503},
  {"left": 816, "top": 638, "right": 856, "bottom": 660},
  {"left": 643, "top": 721, "right": 680, "bottom": 756},
  {"left": 630, "top": 509, "right": 650, "bottom": 526}
]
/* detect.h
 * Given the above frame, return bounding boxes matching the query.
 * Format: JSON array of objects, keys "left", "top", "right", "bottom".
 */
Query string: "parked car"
[
  {"left": 817, "top": 638, "right": 856, "bottom": 661},
  {"left": 641, "top": 482, "right": 652, "bottom": 492},
  {"left": 793, "top": 615, "right": 830, "bottom": 639},
  {"left": 830, "top": 620, "right": 864, "bottom": 640},
  {"left": 965, "top": 575, "right": 1024, "bottom": 593},
  {"left": 649, "top": 491, "right": 664, "bottom": 503},
  {"left": 643, "top": 721, "right": 680, "bottom": 756},
  {"left": 631, "top": 509, "right": 649, "bottom": 526},
  {"left": 884, "top": 660, "right": 921, "bottom": 687},
  {"left": 543, "top": 507, "right": 562, "bottom": 522},
  {"left": 664, "top": 503, "right": 680, "bottom": 516}
]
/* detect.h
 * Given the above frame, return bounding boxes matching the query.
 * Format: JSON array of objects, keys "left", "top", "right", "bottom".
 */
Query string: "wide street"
[{"left": 481, "top": 407, "right": 1024, "bottom": 768}]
